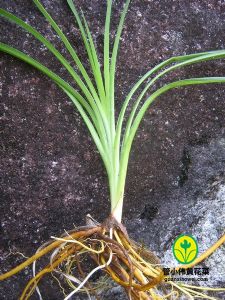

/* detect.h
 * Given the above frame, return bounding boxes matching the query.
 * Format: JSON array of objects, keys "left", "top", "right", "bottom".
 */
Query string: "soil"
[{"left": 0, "top": 0, "right": 225, "bottom": 299}]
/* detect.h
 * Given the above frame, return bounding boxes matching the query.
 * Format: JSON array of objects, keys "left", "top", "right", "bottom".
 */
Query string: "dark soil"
[{"left": 0, "top": 0, "right": 225, "bottom": 299}]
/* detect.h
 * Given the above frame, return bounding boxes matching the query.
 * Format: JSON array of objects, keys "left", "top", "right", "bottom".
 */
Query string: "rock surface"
[{"left": 0, "top": 0, "right": 225, "bottom": 299}]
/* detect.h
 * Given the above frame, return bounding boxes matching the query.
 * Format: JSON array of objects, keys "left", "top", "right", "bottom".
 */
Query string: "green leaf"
[
  {"left": 180, "top": 240, "right": 191, "bottom": 250},
  {"left": 33, "top": 0, "right": 100, "bottom": 104}
]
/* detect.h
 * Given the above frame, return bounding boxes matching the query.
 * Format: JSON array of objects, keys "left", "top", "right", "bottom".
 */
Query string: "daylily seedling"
[{"left": 0, "top": 0, "right": 225, "bottom": 299}]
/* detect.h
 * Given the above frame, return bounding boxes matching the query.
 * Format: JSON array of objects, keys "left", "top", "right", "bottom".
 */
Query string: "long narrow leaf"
[
  {"left": 0, "top": 43, "right": 92, "bottom": 116},
  {"left": 116, "top": 77, "right": 225, "bottom": 206},
  {"left": 33, "top": 0, "right": 100, "bottom": 104},
  {"left": 116, "top": 49, "right": 225, "bottom": 137},
  {"left": 0, "top": 42, "right": 112, "bottom": 175},
  {"left": 67, "top": 0, "right": 106, "bottom": 104},
  {"left": 81, "top": 13, "right": 106, "bottom": 103},
  {"left": 104, "top": 0, "right": 113, "bottom": 113},
  {"left": 114, "top": 51, "right": 218, "bottom": 198},
  {"left": 0, "top": 43, "right": 103, "bottom": 145},
  {"left": 0, "top": 9, "right": 95, "bottom": 110},
  {"left": 66, "top": 0, "right": 111, "bottom": 148},
  {"left": 109, "top": 0, "right": 130, "bottom": 137},
  {"left": 114, "top": 50, "right": 225, "bottom": 167},
  {"left": 64, "top": 91, "right": 110, "bottom": 174},
  {"left": 0, "top": 7, "right": 111, "bottom": 152},
  {"left": 123, "top": 50, "right": 225, "bottom": 144},
  {"left": 130, "top": 77, "right": 225, "bottom": 144}
]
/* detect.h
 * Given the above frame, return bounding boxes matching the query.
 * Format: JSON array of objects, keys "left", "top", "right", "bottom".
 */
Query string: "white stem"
[{"left": 112, "top": 198, "right": 123, "bottom": 223}]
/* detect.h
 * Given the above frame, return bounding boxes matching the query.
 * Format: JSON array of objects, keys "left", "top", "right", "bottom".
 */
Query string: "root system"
[{"left": 0, "top": 215, "right": 224, "bottom": 300}]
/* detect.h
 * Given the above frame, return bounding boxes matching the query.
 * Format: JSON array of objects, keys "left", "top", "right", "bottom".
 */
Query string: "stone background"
[{"left": 0, "top": 0, "right": 225, "bottom": 299}]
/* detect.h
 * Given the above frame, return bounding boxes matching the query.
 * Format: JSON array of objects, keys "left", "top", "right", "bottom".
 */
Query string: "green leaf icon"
[
  {"left": 180, "top": 239, "right": 191, "bottom": 250},
  {"left": 173, "top": 235, "right": 198, "bottom": 264}
]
